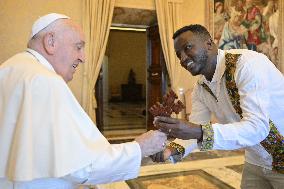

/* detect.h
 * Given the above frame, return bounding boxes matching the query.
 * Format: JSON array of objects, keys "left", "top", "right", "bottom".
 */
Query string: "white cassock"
[{"left": 0, "top": 49, "right": 142, "bottom": 189}]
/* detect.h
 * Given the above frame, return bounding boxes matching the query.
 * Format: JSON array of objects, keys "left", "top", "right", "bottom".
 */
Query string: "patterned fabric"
[
  {"left": 200, "top": 52, "right": 284, "bottom": 173},
  {"left": 200, "top": 83, "right": 218, "bottom": 102},
  {"left": 168, "top": 142, "right": 185, "bottom": 163},
  {"left": 224, "top": 53, "right": 243, "bottom": 119},
  {"left": 260, "top": 121, "right": 284, "bottom": 173},
  {"left": 168, "top": 142, "right": 185, "bottom": 156},
  {"left": 200, "top": 123, "right": 214, "bottom": 151}
]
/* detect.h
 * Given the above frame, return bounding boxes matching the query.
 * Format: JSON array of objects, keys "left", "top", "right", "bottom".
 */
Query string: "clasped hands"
[{"left": 150, "top": 116, "right": 202, "bottom": 162}]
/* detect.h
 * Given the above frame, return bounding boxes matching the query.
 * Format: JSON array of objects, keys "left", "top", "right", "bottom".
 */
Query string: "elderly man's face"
[{"left": 53, "top": 20, "right": 85, "bottom": 82}]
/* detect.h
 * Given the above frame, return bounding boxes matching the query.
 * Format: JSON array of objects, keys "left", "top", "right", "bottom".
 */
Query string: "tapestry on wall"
[{"left": 213, "top": 0, "right": 279, "bottom": 67}]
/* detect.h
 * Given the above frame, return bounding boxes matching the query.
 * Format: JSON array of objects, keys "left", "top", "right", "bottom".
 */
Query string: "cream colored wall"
[
  {"left": 181, "top": 0, "right": 205, "bottom": 25},
  {"left": 178, "top": 0, "right": 206, "bottom": 91},
  {"left": 115, "top": 0, "right": 155, "bottom": 10},
  {"left": 107, "top": 30, "right": 146, "bottom": 100},
  {"left": 0, "top": 0, "right": 84, "bottom": 103}
]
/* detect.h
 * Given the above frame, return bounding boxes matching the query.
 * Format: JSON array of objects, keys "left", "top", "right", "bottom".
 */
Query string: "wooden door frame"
[{"left": 146, "top": 24, "right": 168, "bottom": 130}]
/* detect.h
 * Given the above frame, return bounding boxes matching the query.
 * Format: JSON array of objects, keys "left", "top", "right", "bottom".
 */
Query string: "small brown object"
[{"left": 149, "top": 89, "right": 185, "bottom": 117}]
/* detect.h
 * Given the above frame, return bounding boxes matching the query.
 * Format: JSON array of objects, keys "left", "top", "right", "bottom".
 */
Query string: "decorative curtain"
[
  {"left": 154, "top": 0, "right": 184, "bottom": 93},
  {"left": 82, "top": 0, "right": 115, "bottom": 123}
]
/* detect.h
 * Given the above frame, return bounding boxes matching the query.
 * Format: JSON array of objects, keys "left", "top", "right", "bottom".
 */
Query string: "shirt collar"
[{"left": 26, "top": 48, "right": 55, "bottom": 72}]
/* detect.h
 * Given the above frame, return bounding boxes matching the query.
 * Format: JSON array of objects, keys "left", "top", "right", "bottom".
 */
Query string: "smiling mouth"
[{"left": 186, "top": 60, "right": 194, "bottom": 70}]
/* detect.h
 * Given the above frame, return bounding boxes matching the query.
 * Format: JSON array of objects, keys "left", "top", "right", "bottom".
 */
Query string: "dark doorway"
[{"left": 95, "top": 7, "right": 168, "bottom": 140}]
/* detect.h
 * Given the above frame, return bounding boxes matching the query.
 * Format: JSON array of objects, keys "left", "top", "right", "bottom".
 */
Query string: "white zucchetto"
[{"left": 30, "top": 13, "right": 70, "bottom": 39}]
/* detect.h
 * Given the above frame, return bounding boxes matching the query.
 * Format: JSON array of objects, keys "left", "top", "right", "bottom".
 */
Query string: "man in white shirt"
[
  {"left": 152, "top": 24, "right": 284, "bottom": 188},
  {"left": 0, "top": 13, "right": 167, "bottom": 189}
]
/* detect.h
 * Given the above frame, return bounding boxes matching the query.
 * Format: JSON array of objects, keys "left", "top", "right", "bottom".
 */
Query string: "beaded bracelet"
[
  {"left": 168, "top": 142, "right": 185, "bottom": 156},
  {"left": 167, "top": 142, "right": 185, "bottom": 163}
]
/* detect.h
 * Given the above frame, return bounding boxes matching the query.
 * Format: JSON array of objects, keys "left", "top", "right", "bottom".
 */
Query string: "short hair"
[{"left": 172, "top": 24, "right": 212, "bottom": 41}]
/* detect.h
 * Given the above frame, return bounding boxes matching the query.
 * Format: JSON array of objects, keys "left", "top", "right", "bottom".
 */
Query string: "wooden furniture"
[
  {"left": 147, "top": 24, "right": 168, "bottom": 130},
  {"left": 121, "top": 84, "right": 142, "bottom": 101}
]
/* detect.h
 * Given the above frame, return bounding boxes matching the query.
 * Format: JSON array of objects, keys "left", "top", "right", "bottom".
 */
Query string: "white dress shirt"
[
  {"left": 178, "top": 49, "right": 284, "bottom": 170},
  {"left": 0, "top": 49, "right": 142, "bottom": 188}
]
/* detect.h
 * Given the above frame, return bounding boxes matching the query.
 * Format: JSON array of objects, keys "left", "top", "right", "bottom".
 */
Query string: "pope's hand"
[{"left": 135, "top": 130, "right": 167, "bottom": 157}]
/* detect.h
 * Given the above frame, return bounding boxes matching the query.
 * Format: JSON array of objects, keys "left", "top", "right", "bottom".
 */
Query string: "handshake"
[
  {"left": 134, "top": 89, "right": 186, "bottom": 161},
  {"left": 134, "top": 130, "right": 167, "bottom": 158}
]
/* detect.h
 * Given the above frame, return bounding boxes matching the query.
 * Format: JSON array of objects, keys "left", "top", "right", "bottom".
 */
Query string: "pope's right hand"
[{"left": 135, "top": 130, "right": 167, "bottom": 157}]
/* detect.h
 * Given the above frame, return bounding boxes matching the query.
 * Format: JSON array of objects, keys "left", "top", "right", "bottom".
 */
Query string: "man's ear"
[
  {"left": 206, "top": 38, "right": 214, "bottom": 50},
  {"left": 43, "top": 32, "right": 55, "bottom": 55}
]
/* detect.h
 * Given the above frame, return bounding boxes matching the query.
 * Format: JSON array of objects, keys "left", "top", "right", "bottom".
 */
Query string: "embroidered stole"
[{"left": 201, "top": 53, "right": 284, "bottom": 173}]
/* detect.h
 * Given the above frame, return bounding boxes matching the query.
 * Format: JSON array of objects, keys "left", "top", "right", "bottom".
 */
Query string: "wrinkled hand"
[
  {"left": 153, "top": 116, "right": 202, "bottom": 140},
  {"left": 135, "top": 130, "right": 167, "bottom": 157},
  {"left": 150, "top": 146, "right": 177, "bottom": 162}
]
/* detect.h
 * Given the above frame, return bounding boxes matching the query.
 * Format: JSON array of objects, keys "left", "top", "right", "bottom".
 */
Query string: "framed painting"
[{"left": 205, "top": 0, "right": 284, "bottom": 73}]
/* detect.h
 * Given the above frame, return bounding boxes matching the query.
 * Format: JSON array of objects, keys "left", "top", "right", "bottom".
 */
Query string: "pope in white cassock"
[{"left": 0, "top": 13, "right": 167, "bottom": 189}]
